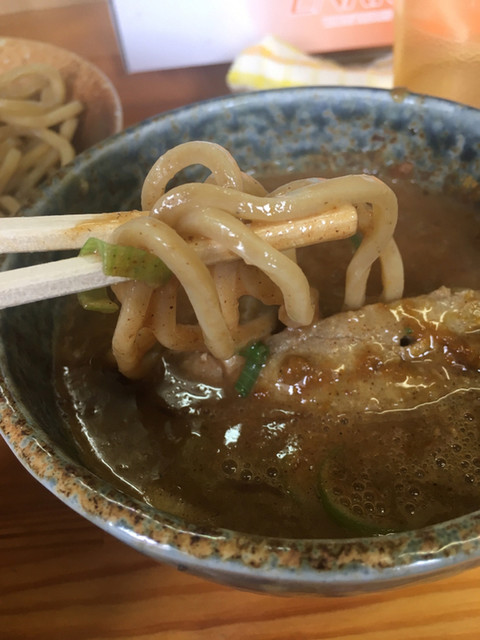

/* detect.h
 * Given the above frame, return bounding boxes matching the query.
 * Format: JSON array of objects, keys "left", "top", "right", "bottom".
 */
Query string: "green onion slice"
[
  {"left": 234, "top": 341, "right": 269, "bottom": 397},
  {"left": 317, "top": 450, "right": 401, "bottom": 536},
  {"left": 350, "top": 232, "right": 362, "bottom": 250},
  {"left": 78, "top": 237, "right": 171, "bottom": 313},
  {"left": 80, "top": 237, "right": 171, "bottom": 286},
  {"left": 77, "top": 287, "right": 118, "bottom": 314}
]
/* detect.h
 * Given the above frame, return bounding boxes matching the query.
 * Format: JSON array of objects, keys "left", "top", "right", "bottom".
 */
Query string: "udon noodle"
[
  {"left": 104, "top": 141, "right": 404, "bottom": 378},
  {"left": 0, "top": 63, "right": 83, "bottom": 216}
]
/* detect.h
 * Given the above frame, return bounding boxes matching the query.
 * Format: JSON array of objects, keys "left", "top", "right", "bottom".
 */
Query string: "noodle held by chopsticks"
[
  {"left": 0, "top": 63, "right": 83, "bottom": 217},
  {"left": 97, "top": 141, "right": 404, "bottom": 378}
]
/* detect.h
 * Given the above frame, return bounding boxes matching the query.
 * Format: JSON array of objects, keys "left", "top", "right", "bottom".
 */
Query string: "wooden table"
[{"left": 2, "top": 3, "right": 480, "bottom": 638}]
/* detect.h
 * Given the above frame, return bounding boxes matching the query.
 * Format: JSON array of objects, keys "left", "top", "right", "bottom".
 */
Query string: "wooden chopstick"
[
  {"left": 0, "top": 254, "right": 127, "bottom": 310},
  {"left": 0, "top": 210, "right": 145, "bottom": 253},
  {"left": 0, "top": 205, "right": 358, "bottom": 310},
  {"left": 0, "top": 206, "right": 357, "bottom": 254}
]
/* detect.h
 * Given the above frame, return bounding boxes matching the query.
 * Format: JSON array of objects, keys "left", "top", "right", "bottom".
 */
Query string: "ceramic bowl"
[
  {"left": 1, "top": 87, "right": 480, "bottom": 596},
  {"left": 0, "top": 37, "right": 123, "bottom": 151}
]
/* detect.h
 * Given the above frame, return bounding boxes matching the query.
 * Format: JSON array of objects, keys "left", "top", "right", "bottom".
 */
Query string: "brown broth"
[{"left": 54, "top": 180, "right": 480, "bottom": 538}]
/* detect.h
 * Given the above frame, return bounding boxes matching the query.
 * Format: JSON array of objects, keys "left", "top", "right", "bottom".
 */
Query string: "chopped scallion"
[
  {"left": 77, "top": 287, "right": 118, "bottom": 313},
  {"left": 317, "top": 451, "right": 402, "bottom": 536},
  {"left": 80, "top": 237, "right": 171, "bottom": 286},
  {"left": 78, "top": 237, "right": 171, "bottom": 313},
  {"left": 350, "top": 232, "right": 362, "bottom": 250},
  {"left": 234, "top": 341, "right": 269, "bottom": 397}
]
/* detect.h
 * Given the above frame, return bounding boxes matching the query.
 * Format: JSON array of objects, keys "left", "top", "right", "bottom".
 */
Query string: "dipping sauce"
[{"left": 54, "top": 180, "right": 480, "bottom": 538}]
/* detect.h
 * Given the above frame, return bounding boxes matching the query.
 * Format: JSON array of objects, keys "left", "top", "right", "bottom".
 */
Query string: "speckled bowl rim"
[{"left": 1, "top": 86, "right": 480, "bottom": 596}]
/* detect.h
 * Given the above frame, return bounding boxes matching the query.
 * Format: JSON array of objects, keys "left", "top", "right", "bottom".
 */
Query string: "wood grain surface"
[{"left": 2, "top": 3, "right": 480, "bottom": 639}]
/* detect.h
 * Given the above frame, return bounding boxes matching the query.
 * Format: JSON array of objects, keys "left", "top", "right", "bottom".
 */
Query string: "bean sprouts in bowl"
[{"left": 1, "top": 87, "right": 480, "bottom": 596}]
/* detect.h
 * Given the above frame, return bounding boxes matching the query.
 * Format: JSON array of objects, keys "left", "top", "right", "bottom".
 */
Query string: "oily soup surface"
[{"left": 55, "top": 181, "right": 480, "bottom": 538}]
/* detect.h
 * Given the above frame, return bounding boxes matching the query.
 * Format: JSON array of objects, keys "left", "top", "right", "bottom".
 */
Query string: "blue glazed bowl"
[{"left": 1, "top": 87, "right": 480, "bottom": 596}]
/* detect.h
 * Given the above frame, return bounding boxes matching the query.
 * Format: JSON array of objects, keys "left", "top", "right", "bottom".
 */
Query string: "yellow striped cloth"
[{"left": 226, "top": 35, "right": 392, "bottom": 92}]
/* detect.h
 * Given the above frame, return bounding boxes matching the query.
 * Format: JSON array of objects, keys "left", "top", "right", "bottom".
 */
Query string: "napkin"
[{"left": 226, "top": 35, "right": 393, "bottom": 92}]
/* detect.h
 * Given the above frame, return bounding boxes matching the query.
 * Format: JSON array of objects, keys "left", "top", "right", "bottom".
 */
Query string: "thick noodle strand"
[
  {"left": 105, "top": 141, "right": 404, "bottom": 377},
  {"left": 0, "top": 63, "right": 83, "bottom": 217}
]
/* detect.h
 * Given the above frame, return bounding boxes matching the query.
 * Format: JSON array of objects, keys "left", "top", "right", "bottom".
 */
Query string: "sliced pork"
[{"left": 254, "top": 287, "right": 480, "bottom": 413}]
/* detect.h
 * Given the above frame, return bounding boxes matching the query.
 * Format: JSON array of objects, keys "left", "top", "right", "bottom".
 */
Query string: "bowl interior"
[
  {"left": 0, "top": 36, "right": 123, "bottom": 150},
  {"left": 1, "top": 87, "right": 480, "bottom": 595}
]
